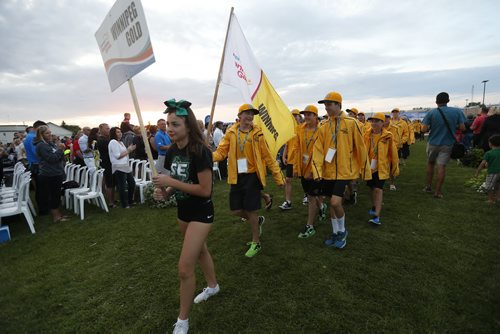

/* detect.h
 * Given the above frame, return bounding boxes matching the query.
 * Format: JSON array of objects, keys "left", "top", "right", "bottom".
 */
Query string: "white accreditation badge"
[
  {"left": 302, "top": 154, "right": 309, "bottom": 165},
  {"left": 237, "top": 158, "right": 248, "bottom": 173},
  {"left": 370, "top": 159, "right": 377, "bottom": 170},
  {"left": 325, "top": 148, "right": 336, "bottom": 163}
]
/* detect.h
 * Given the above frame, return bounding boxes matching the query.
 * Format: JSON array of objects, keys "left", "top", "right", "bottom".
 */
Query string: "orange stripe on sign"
[{"left": 104, "top": 46, "right": 153, "bottom": 71}]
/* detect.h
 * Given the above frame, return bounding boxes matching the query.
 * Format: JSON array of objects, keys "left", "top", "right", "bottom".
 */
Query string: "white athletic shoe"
[
  {"left": 194, "top": 284, "right": 220, "bottom": 304},
  {"left": 172, "top": 320, "right": 189, "bottom": 334}
]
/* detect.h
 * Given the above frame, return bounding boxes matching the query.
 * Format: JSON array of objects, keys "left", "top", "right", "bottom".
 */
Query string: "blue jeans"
[{"left": 113, "top": 171, "right": 135, "bottom": 208}]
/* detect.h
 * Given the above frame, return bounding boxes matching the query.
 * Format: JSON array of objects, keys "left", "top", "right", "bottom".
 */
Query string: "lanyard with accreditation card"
[
  {"left": 370, "top": 133, "right": 380, "bottom": 170},
  {"left": 325, "top": 118, "right": 340, "bottom": 163},
  {"left": 237, "top": 127, "right": 250, "bottom": 173},
  {"left": 303, "top": 127, "right": 318, "bottom": 165}
]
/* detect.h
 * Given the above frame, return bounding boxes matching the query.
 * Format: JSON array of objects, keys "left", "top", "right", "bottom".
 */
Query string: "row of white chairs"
[
  {"left": 0, "top": 163, "right": 36, "bottom": 233},
  {"left": 129, "top": 159, "right": 153, "bottom": 204},
  {"left": 62, "top": 163, "right": 108, "bottom": 220}
]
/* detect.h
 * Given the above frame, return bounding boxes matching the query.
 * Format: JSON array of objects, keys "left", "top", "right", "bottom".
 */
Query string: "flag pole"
[
  {"left": 127, "top": 78, "right": 158, "bottom": 177},
  {"left": 206, "top": 6, "right": 234, "bottom": 144}
]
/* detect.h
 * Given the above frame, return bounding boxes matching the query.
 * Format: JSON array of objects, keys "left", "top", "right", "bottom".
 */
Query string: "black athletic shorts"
[
  {"left": 285, "top": 164, "right": 294, "bottom": 178},
  {"left": 101, "top": 164, "right": 114, "bottom": 188},
  {"left": 301, "top": 178, "right": 322, "bottom": 196},
  {"left": 230, "top": 173, "right": 263, "bottom": 212},
  {"left": 177, "top": 198, "right": 214, "bottom": 224},
  {"left": 321, "top": 179, "right": 350, "bottom": 197},
  {"left": 366, "top": 172, "right": 385, "bottom": 190}
]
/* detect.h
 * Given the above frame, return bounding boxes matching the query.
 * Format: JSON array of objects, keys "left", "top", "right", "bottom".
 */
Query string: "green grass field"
[{"left": 1, "top": 141, "right": 499, "bottom": 333}]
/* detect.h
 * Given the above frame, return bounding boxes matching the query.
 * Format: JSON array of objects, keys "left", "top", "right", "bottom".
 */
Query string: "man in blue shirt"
[
  {"left": 422, "top": 92, "right": 465, "bottom": 198},
  {"left": 154, "top": 118, "right": 171, "bottom": 174},
  {"left": 24, "top": 120, "right": 49, "bottom": 214}
]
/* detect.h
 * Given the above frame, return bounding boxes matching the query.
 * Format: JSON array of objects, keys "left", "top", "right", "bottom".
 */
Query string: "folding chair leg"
[
  {"left": 99, "top": 194, "right": 109, "bottom": 213},
  {"left": 23, "top": 208, "right": 36, "bottom": 234},
  {"left": 79, "top": 198, "right": 85, "bottom": 220},
  {"left": 28, "top": 198, "right": 37, "bottom": 217}
]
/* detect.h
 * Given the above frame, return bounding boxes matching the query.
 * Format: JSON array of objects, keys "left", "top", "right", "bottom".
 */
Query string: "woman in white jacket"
[{"left": 108, "top": 127, "right": 136, "bottom": 208}]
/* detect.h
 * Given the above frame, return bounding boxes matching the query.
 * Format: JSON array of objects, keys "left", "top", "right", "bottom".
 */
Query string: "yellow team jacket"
[
  {"left": 293, "top": 122, "right": 319, "bottom": 178},
  {"left": 361, "top": 121, "right": 371, "bottom": 134},
  {"left": 312, "top": 113, "right": 371, "bottom": 181},
  {"left": 285, "top": 121, "right": 300, "bottom": 165},
  {"left": 363, "top": 128, "right": 400, "bottom": 180},
  {"left": 390, "top": 119, "right": 410, "bottom": 145},
  {"left": 407, "top": 121, "right": 415, "bottom": 144},
  {"left": 386, "top": 124, "right": 402, "bottom": 148},
  {"left": 213, "top": 123, "right": 284, "bottom": 187}
]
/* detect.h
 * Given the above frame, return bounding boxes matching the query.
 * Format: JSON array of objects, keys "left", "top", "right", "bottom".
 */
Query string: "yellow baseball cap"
[
  {"left": 318, "top": 92, "right": 342, "bottom": 104},
  {"left": 346, "top": 107, "right": 359, "bottom": 115},
  {"left": 391, "top": 108, "right": 400, "bottom": 113},
  {"left": 238, "top": 103, "right": 259, "bottom": 115},
  {"left": 368, "top": 112, "right": 385, "bottom": 122},
  {"left": 300, "top": 105, "right": 318, "bottom": 115},
  {"left": 291, "top": 109, "right": 301, "bottom": 116}
]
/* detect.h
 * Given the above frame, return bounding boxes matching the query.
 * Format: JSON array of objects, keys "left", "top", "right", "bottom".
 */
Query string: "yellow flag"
[{"left": 221, "top": 12, "right": 295, "bottom": 157}]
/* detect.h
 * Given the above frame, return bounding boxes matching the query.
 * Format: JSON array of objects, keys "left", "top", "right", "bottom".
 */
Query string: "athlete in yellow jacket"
[
  {"left": 313, "top": 92, "right": 371, "bottom": 250},
  {"left": 279, "top": 109, "right": 301, "bottom": 210},
  {"left": 364, "top": 112, "right": 399, "bottom": 226},
  {"left": 213, "top": 104, "right": 284, "bottom": 257},
  {"left": 292, "top": 105, "right": 326, "bottom": 238}
]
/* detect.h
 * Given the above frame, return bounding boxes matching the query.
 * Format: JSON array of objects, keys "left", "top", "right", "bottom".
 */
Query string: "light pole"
[{"left": 482, "top": 80, "right": 489, "bottom": 105}]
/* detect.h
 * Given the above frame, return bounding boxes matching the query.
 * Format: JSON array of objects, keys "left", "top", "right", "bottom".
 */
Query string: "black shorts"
[
  {"left": 402, "top": 143, "right": 410, "bottom": 159},
  {"left": 301, "top": 178, "right": 322, "bottom": 196},
  {"left": 230, "top": 173, "right": 263, "bottom": 212},
  {"left": 321, "top": 179, "right": 350, "bottom": 198},
  {"left": 177, "top": 198, "right": 214, "bottom": 224},
  {"left": 366, "top": 172, "right": 385, "bottom": 190},
  {"left": 101, "top": 164, "right": 114, "bottom": 187},
  {"left": 285, "top": 164, "right": 294, "bottom": 178}
]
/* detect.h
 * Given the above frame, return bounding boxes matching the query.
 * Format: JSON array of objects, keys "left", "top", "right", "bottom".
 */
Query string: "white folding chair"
[
  {"left": 75, "top": 169, "right": 108, "bottom": 220},
  {"left": 135, "top": 161, "right": 152, "bottom": 203},
  {"left": 64, "top": 166, "right": 88, "bottom": 210},
  {"left": 0, "top": 177, "right": 35, "bottom": 234},
  {"left": 213, "top": 161, "right": 221, "bottom": 180}
]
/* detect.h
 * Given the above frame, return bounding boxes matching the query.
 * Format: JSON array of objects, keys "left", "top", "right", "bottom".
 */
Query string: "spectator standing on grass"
[
  {"left": 132, "top": 126, "right": 148, "bottom": 161},
  {"left": 24, "top": 120, "right": 49, "bottom": 215},
  {"left": 212, "top": 121, "right": 227, "bottom": 179},
  {"left": 475, "top": 134, "right": 500, "bottom": 204},
  {"left": 97, "top": 123, "right": 115, "bottom": 207},
  {"left": 34, "top": 125, "right": 69, "bottom": 223},
  {"left": 471, "top": 106, "right": 489, "bottom": 148},
  {"left": 151, "top": 99, "right": 219, "bottom": 334},
  {"left": 213, "top": 103, "right": 285, "bottom": 258},
  {"left": 80, "top": 127, "right": 97, "bottom": 175},
  {"left": 462, "top": 115, "right": 474, "bottom": 150},
  {"left": 108, "top": 127, "right": 136, "bottom": 208},
  {"left": 155, "top": 118, "right": 172, "bottom": 174},
  {"left": 422, "top": 92, "right": 466, "bottom": 199},
  {"left": 120, "top": 112, "right": 135, "bottom": 133},
  {"left": 148, "top": 125, "right": 159, "bottom": 160},
  {"left": 72, "top": 131, "right": 84, "bottom": 166},
  {"left": 479, "top": 106, "right": 500, "bottom": 152}
]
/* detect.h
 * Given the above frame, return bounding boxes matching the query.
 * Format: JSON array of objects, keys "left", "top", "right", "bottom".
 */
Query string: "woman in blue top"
[{"left": 152, "top": 99, "right": 219, "bottom": 334}]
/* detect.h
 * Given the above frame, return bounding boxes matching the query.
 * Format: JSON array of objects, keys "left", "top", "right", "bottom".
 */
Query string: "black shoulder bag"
[{"left": 437, "top": 108, "right": 465, "bottom": 159}]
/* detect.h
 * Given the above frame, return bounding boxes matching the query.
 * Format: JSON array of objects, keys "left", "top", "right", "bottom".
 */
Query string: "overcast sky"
[{"left": 1, "top": 0, "right": 499, "bottom": 128}]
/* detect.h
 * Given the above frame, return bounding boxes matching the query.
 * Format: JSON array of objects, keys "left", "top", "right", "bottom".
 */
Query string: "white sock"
[
  {"left": 337, "top": 215, "right": 345, "bottom": 232},
  {"left": 177, "top": 318, "right": 189, "bottom": 325},
  {"left": 208, "top": 284, "right": 219, "bottom": 291},
  {"left": 331, "top": 218, "right": 338, "bottom": 234}
]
